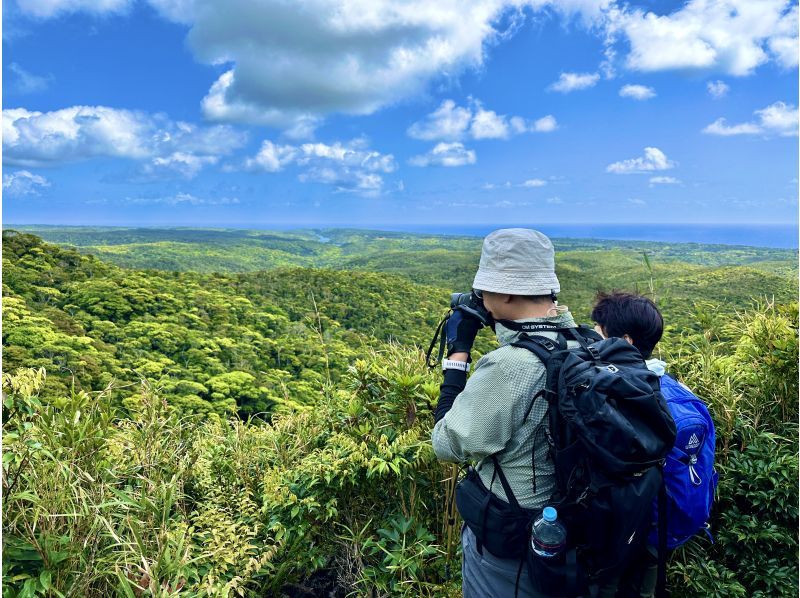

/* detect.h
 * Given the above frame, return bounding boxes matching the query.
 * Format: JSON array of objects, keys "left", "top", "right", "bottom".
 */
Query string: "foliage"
[
  {"left": 663, "top": 300, "right": 799, "bottom": 597},
  {"left": 2, "top": 231, "right": 798, "bottom": 596}
]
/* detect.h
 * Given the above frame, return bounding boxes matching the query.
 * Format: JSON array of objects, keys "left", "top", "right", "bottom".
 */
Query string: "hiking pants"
[{"left": 461, "top": 525, "right": 554, "bottom": 598}]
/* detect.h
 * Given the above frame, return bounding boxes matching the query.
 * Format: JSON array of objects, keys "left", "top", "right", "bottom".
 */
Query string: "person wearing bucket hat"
[
  {"left": 432, "top": 228, "right": 579, "bottom": 597},
  {"left": 472, "top": 228, "right": 561, "bottom": 297}
]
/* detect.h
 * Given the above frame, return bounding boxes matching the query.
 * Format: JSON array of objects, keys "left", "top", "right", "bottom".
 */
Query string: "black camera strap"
[{"left": 426, "top": 311, "right": 451, "bottom": 368}]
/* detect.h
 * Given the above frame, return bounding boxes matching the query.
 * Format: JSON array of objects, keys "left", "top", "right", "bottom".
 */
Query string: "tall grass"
[{"left": 3, "top": 303, "right": 798, "bottom": 596}]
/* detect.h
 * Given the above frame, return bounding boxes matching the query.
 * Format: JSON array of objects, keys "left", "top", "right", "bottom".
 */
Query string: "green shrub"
[{"left": 3, "top": 302, "right": 798, "bottom": 596}]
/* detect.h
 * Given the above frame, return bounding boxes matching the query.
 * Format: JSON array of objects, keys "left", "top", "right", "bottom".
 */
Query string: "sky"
[{"left": 2, "top": 0, "right": 799, "bottom": 228}]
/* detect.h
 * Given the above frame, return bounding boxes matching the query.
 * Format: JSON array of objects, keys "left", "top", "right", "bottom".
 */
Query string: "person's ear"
[
  {"left": 593, "top": 324, "right": 606, "bottom": 338},
  {"left": 622, "top": 334, "right": 634, "bottom": 345},
  {"left": 501, "top": 293, "right": 513, "bottom": 304}
]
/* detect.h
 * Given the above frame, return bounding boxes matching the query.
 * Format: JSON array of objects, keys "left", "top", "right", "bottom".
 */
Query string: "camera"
[{"left": 450, "top": 290, "right": 493, "bottom": 327}]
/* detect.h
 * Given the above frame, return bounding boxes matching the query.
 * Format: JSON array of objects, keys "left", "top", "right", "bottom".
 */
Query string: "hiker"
[
  {"left": 431, "top": 227, "right": 575, "bottom": 596},
  {"left": 591, "top": 292, "right": 718, "bottom": 598},
  {"left": 430, "top": 228, "right": 676, "bottom": 598}
]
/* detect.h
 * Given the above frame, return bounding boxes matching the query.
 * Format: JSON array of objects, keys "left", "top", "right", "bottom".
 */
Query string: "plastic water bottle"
[{"left": 531, "top": 506, "right": 567, "bottom": 558}]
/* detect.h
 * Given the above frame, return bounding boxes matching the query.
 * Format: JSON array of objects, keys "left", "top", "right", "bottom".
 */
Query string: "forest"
[{"left": 2, "top": 227, "right": 798, "bottom": 597}]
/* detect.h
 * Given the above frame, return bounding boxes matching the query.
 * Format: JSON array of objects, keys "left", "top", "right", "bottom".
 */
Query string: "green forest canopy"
[{"left": 3, "top": 228, "right": 796, "bottom": 417}]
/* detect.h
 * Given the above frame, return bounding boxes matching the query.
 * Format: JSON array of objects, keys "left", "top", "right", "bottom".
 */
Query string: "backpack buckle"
[
  {"left": 540, "top": 339, "right": 556, "bottom": 351},
  {"left": 587, "top": 345, "right": 601, "bottom": 360}
]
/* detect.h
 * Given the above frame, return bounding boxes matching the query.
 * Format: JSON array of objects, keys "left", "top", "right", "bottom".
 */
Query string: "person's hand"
[{"left": 445, "top": 308, "right": 483, "bottom": 358}]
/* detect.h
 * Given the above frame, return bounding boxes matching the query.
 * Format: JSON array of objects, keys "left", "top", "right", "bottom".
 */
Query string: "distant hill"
[{"left": 9, "top": 225, "right": 798, "bottom": 277}]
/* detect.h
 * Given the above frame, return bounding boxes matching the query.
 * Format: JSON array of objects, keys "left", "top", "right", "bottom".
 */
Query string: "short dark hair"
[{"left": 591, "top": 292, "right": 663, "bottom": 359}]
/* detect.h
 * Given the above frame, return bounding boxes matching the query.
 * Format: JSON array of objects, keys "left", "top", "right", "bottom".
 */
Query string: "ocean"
[{"left": 359, "top": 224, "right": 799, "bottom": 249}]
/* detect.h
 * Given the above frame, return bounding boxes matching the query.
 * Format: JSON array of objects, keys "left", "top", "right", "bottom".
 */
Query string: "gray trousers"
[
  {"left": 461, "top": 525, "right": 558, "bottom": 598},
  {"left": 461, "top": 526, "right": 640, "bottom": 598}
]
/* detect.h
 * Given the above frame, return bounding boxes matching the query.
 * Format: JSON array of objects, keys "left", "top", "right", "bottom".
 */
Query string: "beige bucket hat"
[{"left": 472, "top": 228, "right": 561, "bottom": 296}]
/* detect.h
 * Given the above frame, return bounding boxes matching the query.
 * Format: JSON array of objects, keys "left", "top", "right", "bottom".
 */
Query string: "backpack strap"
[
  {"left": 490, "top": 455, "right": 523, "bottom": 512},
  {"left": 510, "top": 333, "right": 563, "bottom": 364}
]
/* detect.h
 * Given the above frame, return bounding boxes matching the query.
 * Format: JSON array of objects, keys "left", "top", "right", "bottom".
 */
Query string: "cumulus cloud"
[
  {"left": 707, "top": 80, "right": 730, "bottom": 98},
  {"left": 299, "top": 167, "right": 385, "bottom": 196},
  {"left": 619, "top": 84, "right": 655, "bottom": 100},
  {"left": 628, "top": 198, "right": 646, "bottom": 205},
  {"left": 14, "top": 1, "right": 797, "bottom": 140},
  {"left": 610, "top": 0, "right": 799, "bottom": 76},
  {"left": 531, "top": 115, "right": 558, "bottom": 132},
  {"left": 2, "top": 169, "right": 50, "bottom": 196},
  {"left": 406, "top": 100, "right": 472, "bottom": 141},
  {"left": 408, "top": 99, "right": 556, "bottom": 142},
  {"left": 606, "top": 147, "right": 675, "bottom": 174},
  {"left": 244, "top": 138, "right": 396, "bottom": 195},
  {"left": 703, "top": 101, "right": 798, "bottom": 137},
  {"left": 409, "top": 142, "right": 476, "bottom": 167},
  {"left": 186, "top": 0, "right": 522, "bottom": 132},
  {"left": 2, "top": 105, "right": 247, "bottom": 171},
  {"left": 548, "top": 72, "right": 600, "bottom": 93},
  {"left": 244, "top": 141, "right": 298, "bottom": 173}
]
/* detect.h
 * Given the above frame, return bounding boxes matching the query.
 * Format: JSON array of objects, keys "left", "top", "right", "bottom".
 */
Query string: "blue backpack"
[{"left": 649, "top": 373, "right": 718, "bottom": 549}]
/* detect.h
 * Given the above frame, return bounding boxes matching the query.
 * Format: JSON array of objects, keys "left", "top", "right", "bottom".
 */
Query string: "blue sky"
[{"left": 3, "top": 0, "right": 798, "bottom": 227}]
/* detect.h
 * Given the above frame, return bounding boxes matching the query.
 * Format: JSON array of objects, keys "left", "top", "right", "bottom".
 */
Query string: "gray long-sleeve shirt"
[{"left": 431, "top": 311, "right": 579, "bottom": 509}]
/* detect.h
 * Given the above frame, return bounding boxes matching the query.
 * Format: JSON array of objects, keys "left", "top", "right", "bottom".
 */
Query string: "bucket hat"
[{"left": 472, "top": 228, "right": 560, "bottom": 296}]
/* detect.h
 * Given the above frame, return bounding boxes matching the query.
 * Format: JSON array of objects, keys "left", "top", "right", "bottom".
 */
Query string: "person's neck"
[{"left": 504, "top": 301, "right": 558, "bottom": 320}]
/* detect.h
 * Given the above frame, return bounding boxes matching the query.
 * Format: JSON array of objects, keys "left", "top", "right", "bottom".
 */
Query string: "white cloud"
[
  {"left": 707, "top": 80, "right": 730, "bottom": 98},
  {"left": 409, "top": 142, "right": 476, "bottom": 167},
  {"left": 628, "top": 197, "right": 646, "bottom": 205},
  {"left": 15, "top": 0, "right": 130, "bottom": 18},
  {"left": 619, "top": 84, "right": 655, "bottom": 100},
  {"left": 470, "top": 107, "right": 511, "bottom": 139},
  {"left": 548, "top": 72, "right": 600, "bottom": 93},
  {"left": 606, "top": 147, "right": 675, "bottom": 174},
  {"left": 298, "top": 140, "right": 396, "bottom": 173},
  {"left": 611, "top": 0, "right": 799, "bottom": 76},
  {"left": 2, "top": 170, "right": 50, "bottom": 196},
  {"left": 756, "top": 101, "right": 799, "bottom": 134},
  {"left": 244, "top": 140, "right": 298, "bottom": 173},
  {"left": 408, "top": 99, "right": 556, "bottom": 142},
  {"left": 146, "top": 152, "right": 219, "bottom": 179},
  {"left": 244, "top": 138, "right": 396, "bottom": 195},
  {"left": 521, "top": 178, "right": 547, "bottom": 187},
  {"left": 14, "top": 1, "right": 797, "bottom": 141},
  {"left": 702, "top": 119, "right": 762, "bottom": 136},
  {"left": 3, "top": 105, "right": 247, "bottom": 170},
  {"left": 8, "top": 63, "right": 52, "bottom": 94},
  {"left": 407, "top": 100, "right": 472, "bottom": 141},
  {"left": 186, "top": 1, "right": 521, "bottom": 132},
  {"left": 546, "top": 196, "right": 563, "bottom": 204},
  {"left": 649, "top": 176, "right": 681, "bottom": 186},
  {"left": 531, "top": 115, "right": 558, "bottom": 132},
  {"left": 300, "top": 167, "right": 386, "bottom": 196},
  {"left": 703, "top": 101, "right": 798, "bottom": 137}
]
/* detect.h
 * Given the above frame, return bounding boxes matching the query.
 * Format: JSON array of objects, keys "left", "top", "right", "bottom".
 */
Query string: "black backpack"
[{"left": 507, "top": 324, "right": 677, "bottom": 595}]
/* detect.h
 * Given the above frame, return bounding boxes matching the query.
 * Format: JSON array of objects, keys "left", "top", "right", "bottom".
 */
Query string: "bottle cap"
[{"left": 543, "top": 506, "right": 557, "bottom": 522}]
